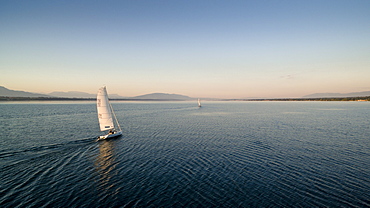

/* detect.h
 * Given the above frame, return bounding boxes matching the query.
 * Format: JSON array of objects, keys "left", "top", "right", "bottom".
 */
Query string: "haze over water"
[{"left": 1, "top": 101, "right": 369, "bottom": 207}]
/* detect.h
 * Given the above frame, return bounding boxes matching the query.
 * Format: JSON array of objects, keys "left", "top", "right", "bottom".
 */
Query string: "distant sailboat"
[
  {"left": 198, "top": 98, "right": 201, "bottom": 107},
  {"left": 97, "top": 86, "right": 122, "bottom": 140}
]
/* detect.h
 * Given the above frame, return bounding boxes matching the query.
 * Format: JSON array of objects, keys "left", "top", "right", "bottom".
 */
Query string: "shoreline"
[{"left": 1, "top": 96, "right": 369, "bottom": 102}]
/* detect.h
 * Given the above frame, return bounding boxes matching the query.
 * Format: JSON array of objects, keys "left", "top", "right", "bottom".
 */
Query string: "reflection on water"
[{"left": 95, "top": 140, "right": 117, "bottom": 192}]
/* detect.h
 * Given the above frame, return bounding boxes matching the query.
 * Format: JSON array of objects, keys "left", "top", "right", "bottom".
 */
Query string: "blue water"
[{"left": 0, "top": 101, "right": 369, "bottom": 207}]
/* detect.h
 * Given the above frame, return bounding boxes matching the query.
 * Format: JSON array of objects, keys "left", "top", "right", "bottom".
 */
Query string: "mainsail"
[{"left": 97, "top": 86, "right": 114, "bottom": 131}]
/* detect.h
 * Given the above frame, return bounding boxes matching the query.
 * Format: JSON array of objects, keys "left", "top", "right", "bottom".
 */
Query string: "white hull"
[{"left": 98, "top": 131, "right": 122, "bottom": 141}]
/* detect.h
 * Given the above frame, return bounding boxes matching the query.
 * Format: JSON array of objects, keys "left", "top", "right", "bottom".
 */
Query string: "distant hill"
[
  {"left": 303, "top": 91, "right": 370, "bottom": 98},
  {"left": 132, "top": 93, "right": 192, "bottom": 100},
  {"left": 0, "top": 86, "right": 191, "bottom": 100},
  {"left": 49, "top": 91, "right": 95, "bottom": 98},
  {"left": 50, "top": 92, "right": 192, "bottom": 100},
  {"left": 48, "top": 91, "right": 126, "bottom": 99},
  {"left": 49, "top": 91, "right": 192, "bottom": 100},
  {"left": 0, "top": 86, "right": 50, "bottom": 97}
]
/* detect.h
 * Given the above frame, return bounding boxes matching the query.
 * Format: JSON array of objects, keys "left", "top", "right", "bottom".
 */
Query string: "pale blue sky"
[{"left": 1, "top": 0, "right": 369, "bottom": 98}]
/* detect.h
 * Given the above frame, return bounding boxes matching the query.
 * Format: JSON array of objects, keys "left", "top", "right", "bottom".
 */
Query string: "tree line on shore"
[
  {"left": 1, "top": 96, "right": 369, "bottom": 102},
  {"left": 229, "top": 96, "right": 370, "bottom": 101}
]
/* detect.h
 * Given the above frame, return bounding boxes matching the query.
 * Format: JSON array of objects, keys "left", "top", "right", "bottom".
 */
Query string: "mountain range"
[
  {"left": 0, "top": 86, "right": 193, "bottom": 100},
  {"left": 48, "top": 91, "right": 126, "bottom": 99},
  {"left": 0, "top": 86, "right": 52, "bottom": 97},
  {"left": 132, "top": 93, "right": 191, "bottom": 100},
  {"left": 2, "top": 86, "right": 370, "bottom": 100}
]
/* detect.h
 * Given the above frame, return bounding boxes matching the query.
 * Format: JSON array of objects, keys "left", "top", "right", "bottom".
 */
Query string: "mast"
[{"left": 109, "top": 101, "right": 122, "bottom": 132}]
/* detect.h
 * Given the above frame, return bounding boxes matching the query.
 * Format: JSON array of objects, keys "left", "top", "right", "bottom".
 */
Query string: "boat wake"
[{"left": 0, "top": 138, "right": 96, "bottom": 160}]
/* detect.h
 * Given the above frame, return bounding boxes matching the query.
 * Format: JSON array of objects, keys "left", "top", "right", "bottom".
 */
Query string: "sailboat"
[
  {"left": 97, "top": 86, "right": 122, "bottom": 140},
  {"left": 198, "top": 98, "right": 201, "bottom": 107}
]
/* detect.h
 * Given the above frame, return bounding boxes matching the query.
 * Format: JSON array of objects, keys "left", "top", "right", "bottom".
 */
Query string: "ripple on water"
[{"left": 1, "top": 102, "right": 369, "bottom": 207}]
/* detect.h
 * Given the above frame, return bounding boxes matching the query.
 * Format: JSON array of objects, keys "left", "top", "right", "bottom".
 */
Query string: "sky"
[{"left": 0, "top": 0, "right": 369, "bottom": 98}]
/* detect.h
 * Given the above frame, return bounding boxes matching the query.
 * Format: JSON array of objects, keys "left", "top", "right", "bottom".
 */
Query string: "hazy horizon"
[{"left": 1, "top": 1, "right": 369, "bottom": 99}]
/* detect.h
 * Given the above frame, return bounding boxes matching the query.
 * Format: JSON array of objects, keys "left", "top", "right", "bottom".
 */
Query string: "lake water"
[{"left": 0, "top": 101, "right": 369, "bottom": 207}]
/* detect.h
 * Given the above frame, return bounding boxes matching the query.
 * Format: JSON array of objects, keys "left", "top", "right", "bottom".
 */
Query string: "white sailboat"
[
  {"left": 198, "top": 98, "right": 201, "bottom": 107},
  {"left": 97, "top": 86, "right": 122, "bottom": 140}
]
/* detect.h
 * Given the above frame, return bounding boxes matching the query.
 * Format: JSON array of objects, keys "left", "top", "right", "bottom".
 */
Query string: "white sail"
[
  {"left": 198, "top": 98, "right": 201, "bottom": 107},
  {"left": 97, "top": 86, "right": 114, "bottom": 131}
]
